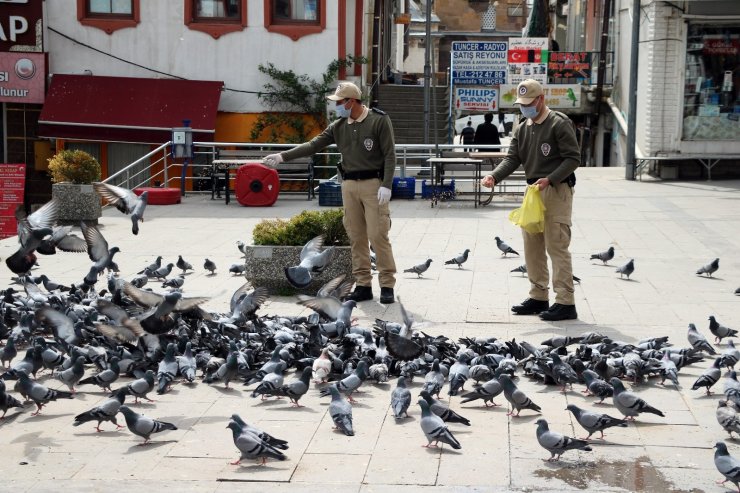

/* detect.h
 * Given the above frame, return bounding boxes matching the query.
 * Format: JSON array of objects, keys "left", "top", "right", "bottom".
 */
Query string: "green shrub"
[
  {"left": 47, "top": 150, "right": 101, "bottom": 184},
  {"left": 252, "top": 209, "right": 349, "bottom": 246}
]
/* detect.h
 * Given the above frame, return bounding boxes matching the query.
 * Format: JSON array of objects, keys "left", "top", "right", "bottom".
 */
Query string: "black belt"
[
  {"left": 526, "top": 173, "right": 576, "bottom": 187},
  {"left": 343, "top": 170, "right": 382, "bottom": 181}
]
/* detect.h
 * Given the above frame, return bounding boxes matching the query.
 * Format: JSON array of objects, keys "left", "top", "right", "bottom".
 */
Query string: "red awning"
[{"left": 38, "top": 75, "right": 223, "bottom": 144}]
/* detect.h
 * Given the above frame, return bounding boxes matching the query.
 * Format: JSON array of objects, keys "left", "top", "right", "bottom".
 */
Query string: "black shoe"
[
  {"left": 345, "top": 286, "right": 373, "bottom": 302},
  {"left": 539, "top": 303, "right": 578, "bottom": 321},
  {"left": 511, "top": 298, "right": 550, "bottom": 315},
  {"left": 379, "top": 287, "right": 395, "bottom": 304}
]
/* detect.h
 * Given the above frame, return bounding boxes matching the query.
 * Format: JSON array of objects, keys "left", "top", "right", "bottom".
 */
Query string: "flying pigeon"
[
  {"left": 590, "top": 246, "right": 615, "bottom": 264},
  {"left": 6, "top": 200, "right": 58, "bottom": 275},
  {"left": 327, "top": 384, "right": 354, "bottom": 436},
  {"left": 93, "top": 182, "right": 148, "bottom": 235},
  {"left": 418, "top": 398, "right": 461, "bottom": 449},
  {"left": 714, "top": 441, "right": 740, "bottom": 492},
  {"left": 535, "top": 418, "right": 592, "bottom": 461},
  {"left": 616, "top": 259, "right": 634, "bottom": 279},
  {"left": 495, "top": 237, "right": 519, "bottom": 256},
  {"left": 374, "top": 297, "right": 424, "bottom": 361},
  {"left": 709, "top": 316, "right": 738, "bottom": 344},
  {"left": 119, "top": 405, "right": 177, "bottom": 445},
  {"left": 73, "top": 389, "right": 127, "bottom": 432},
  {"left": 403, "top": 259, "right": 432, "bottom": 278},
  {"left": 696, "top": 257, "right": 719, "bottom": 277},
  {"left": 566, "top": 404, "right": 628, "bottom": 440},
  {"left": 444, "top": 249, "right": 470, "bottom": 268},
  {"left": 285, "top": 235, "right": 335, "bottom": 288},
  {"left": 391, "top": 376, "right": 411, "bottom": 419},
  {"left": 610, "top": 377, "right": 665, "bottom": 420}
]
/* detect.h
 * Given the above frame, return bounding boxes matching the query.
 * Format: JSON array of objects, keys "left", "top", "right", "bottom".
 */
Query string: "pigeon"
[
  {"left": 444, "top": 249, "right": 470, "bottom": 268},
  {"left": 0, "top": 337, "right": 18, "bottom": 368},
  {"left": 581, "top": 369, "right": 614, "bottom": 403},
  {"left": 78, "top": 357, "right": 120, "bottom": 391},
  {"left": 566, "top": 404, "right": 628, "bottom": 440},
  {"left": 312, "top": 348, "right": 332, "bottom": 383},
  {"left": 206, "top": 352, "right": 239, "bottom": 388},
  {"left": 17, "top": 371, "right": 74, "bottom": 416},
  {"left": 73, "top": 389, "right": 127, "bottom": 432},
  {"left": 590, "top": 246, "right": 615, "bottom": 264},
  {"left": 226, "top": 420, "right": 287, "bottom": 465},
  {"left": 162, "top": 275, "right": 185, "bottom": 289},
  {"left": 720, "top": 341, "right": 740, "bottom": 370},
  {"left": 230, "top": 414, "right": 288, "bottom": 450},
  {"left": 297, "top": 296, "right": 356, "bottom": 337},
  {"left": 6, "top": 200, "right": 57, "bottom": 275},
  {"left": 714, "top": 441, "right": 740, "bottom": 492},
  {"left": 55, "top": 355, "right": 86, "bottom": 393},
  {"left": 119, "top": 405, "right": 177, "bottom": 444},
  {"left": 499, "top": 374, "right": 541, "bottom": 417},
  {"left": 659, "top": 352, "right": 680, "bottom": 387},
  {"left": 710, "top": 316, "right": 738, "bottom": 344},
  {"left": 391, "top": 376, "right": 412, "bottom": 419},
  {"left": 688, "top": 323, "right": 717, "bottom": 355},
  {"left": 236, "top": 241, "right": 248, "bottom": 257},
  {"left": 251, "top": 363, "right": 286, "bottom": 400},
  {"left": 176, "top": 342, "right": 197, "bottom": 383},
  {"left": 327, "top": 384, "right": 354, "bottom": 436},
  {"left": 150, "top": 263, "right": 174, "bottom": 280},
  {"left": 374, "top": 297, "right": 424, "bottom": 361},
  {"left": 448, "top": 354, "right": 470, "bottom": 396},
  {"left": 0, "top": 379, "right": 24, "bottom": 419},
  {"left": 422, "top": 359, "right": 445, "bottom": 398},
  {"left": 319, "top": 360, "right": 367, "bottom": 403},
  {"left": 229, "top": 264, "right": 246, "bottom": 276},
  {"left": 93, "top": 182, "right": 148, "bottom": 235},
  {"left": 285, "top": 235, "right": 335, "bottom": 288},
  {"left": 156, "top": 343, "right": 178, "bottom": 394},
  {"left": 81, "top": 222, "right": 120, "bottom": 275},
  {"left": 403, "top": 259, "right": 432, "bottom": 278},
  {"left": 459, "top": 376, "right": 503, "bottom": 407},
  {"left": 511, "top": 265, "right": 527, "bottom": 276},
  {"left": 616, "top": 259, "right": 634, "bottom": 279},
  {"left": 204, "top": 258, "right": 217, "bottom": 275},
  {"left": 420, "top": 390, "right": 471, "bottom": 426},
  {"left": 697, "top": 257, "right": 719, "bottom": 277},
  {"left": 122, "top": 369, "right": 156, "bottom": 403},
  {"left": 418, "top": 398, "right": 461, "bottom": 449},
  {"left": 692, "top": 358, "right": 722, "bottom": 395},
  {"left": 717, "top": 400, "right": 740, "bottom": 438},
  {"left": 610, "top": 377, "right": 665, "bottom": 420},
  {"left": 176, "top": 255, "right": 193, "bottom": 274},
  {"left": 274, "top": 367, "right": 311, "bottom": 407},
  {"left": 535, "top": 418, "right": 592, "bottom": 461},
  {"left": 495, "top": 237, "right": 519, "bottom": 256},
  {"left": 549, "top": 353, "right": 579, "bottom": 392}
]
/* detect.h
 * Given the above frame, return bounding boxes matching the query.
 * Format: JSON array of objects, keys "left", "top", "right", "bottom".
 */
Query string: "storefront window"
[{"left": 683, "top": 24, "right": 740, "bottom": 140}]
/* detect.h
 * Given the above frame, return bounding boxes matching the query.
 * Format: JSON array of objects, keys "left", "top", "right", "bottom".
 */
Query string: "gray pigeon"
[
  {"left": 55, "top": 355, "right": 86, "bottom": 393},
  {"left": 717, "top": 400, "right": 740, "bottom": 438},
  {"left": 448, "top": 354, "right": 470, "bottom": 396},
  {"left": 119, "top": 405, "right": 177, "bottom": 444},
  {"left": 251, "top": 363, "right": 286, "bottom": 400},
  {"left": 319, "top": 360, "right": 367, "bottom": 403},
  {"left": 581, "top": 369, "right": 613, "bottom": 403},
  {"left": 710, "top": 316, "right": 738, "bottom": 344},
  {"left": 697, "top": 258, "right": 719, "bottom": 277},
  {"left": 162, "top": 275, "right": 185, "bottom": 289},
  {"left": 17, "top": 371, "right": 74, "bottom": 415},
  {"left": 590, "top": 246, "right": 615, "bottom": 264},
  {"left": 93, "top": 182, "right": 148, "bottom": 235},
  {"left": 719, "top": 341, "right": 740, "bottom": 370},
  {"left": 391, "top": 376, "right": 411, "bottom": 419},
  {"left": 422, "top": 359, "right": 445, "bottom": 397},
  {"left": 176, "top": 342, "right": 197, "bottom": 383},
  {"left": 535, "top": 418, "right": 592, "bottom": 461},
  {"left": 78, "top": 357, "right": 120, "bottom": 391},
  {"left": 176, "top": 255, "right": 193, "bottom": 274},
  {"left": 297, "top": 296, "right": 356, "bottom": 338},
  {"left": 230, "top": 414, "right": 288, "bottom": 450},
  {"left": 274, "top": 367, "right": 311, "bottom": 407},
  {"left": 714, "top": 441, "right": 740, "bottom": 492},
  {"left": 122, "top": 369, "right": 156, "bottom": 403},
  {"left": 418, "top": 398, "right": 461, "bottom": 449},
  {"left": 460, "top": 376, "right": 503, "bottom": 407},
  {"left": 688, "top": 323, "right": 717, "bottom": 355},
  {"left": 229, "top": 263, "right": 246, "bottom": 275},
  {"left": 420, "top": 390, "right": 470, "bottom": 426},
  {"left": 499, "top": 374, "right": 541, "bottom": 417},
  {"left": 495, "top": 237, "right": 519, "bottom": 256},
  {"left": 692, "top": 358, "right": 722, "bottom": 395},
  {"left": 511, "top": 264, "right": 527, "bottom": 276},
  {"left": 81, "top": 222, "right": 120, "bottom": 275},
  {"left": 444, "top": 249, "right": 470, "bottom": 268},
  {"left": 204, "top": 258, "right": 217, "bottom": 275},
  {"left": 0, "top": 379, "right": 24, "bottom": 419},
  {"left": 327, "top": 385, "right": 354, "bottom": 436},
  {"left": 73, "top": 389, "right": 127, "bottom": 432},
  {"left": 0, "top": 337, "right": 17, "bottom": 367},
  {"left": 616, "top": 259, "right": 634, "bottom": 279},
  {"left": 403, "top": 259, "right": 432, "bottom": 278},
  {"left": 227, "top": 420, "right": 287, "bottom": 465},
  {"left": 150, "top": 263, "right": 174, "bottom": 280},
  {"left": 566, "top": 404, "right": 628, "bottom": 440},
  {"left": 610, "top": 377, "right": 665, "bottom": 420},
  {"left": 156, "top": 343, "right": 178, "bottom": 394},
  {"left": 206, "top": 352, "right": 239, "bottom": 388},
  {"left": 285, "top": 235, "right": 335, "bottom": 288}
]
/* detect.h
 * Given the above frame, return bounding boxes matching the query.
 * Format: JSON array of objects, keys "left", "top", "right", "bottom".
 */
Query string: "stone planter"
[
  {"left": 244, "top": 245, "right": 353, "bottom": 294},
  {"left": 51, "top": 183, "right": 102, "bottom": 225}
]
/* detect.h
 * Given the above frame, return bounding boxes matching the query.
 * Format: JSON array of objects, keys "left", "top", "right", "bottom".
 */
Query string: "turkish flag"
[{"left": 508, "top": 49, "right": 541, "bottom": 63}]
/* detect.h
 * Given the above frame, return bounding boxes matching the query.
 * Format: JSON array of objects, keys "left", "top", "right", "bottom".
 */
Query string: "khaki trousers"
[
  {"left": 341, "top": 178, "right": 397, "bottom": 288},
  {"left": 522, "top": 182, "right": 575, "bottom": 305}
]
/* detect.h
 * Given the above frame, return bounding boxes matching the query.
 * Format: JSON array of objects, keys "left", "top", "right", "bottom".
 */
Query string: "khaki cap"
[
  {"left": 327, "top": 82, "right": 362, "bottom": 101},
  {"left": 514, "top": 79, "right": 544, "bottom": 105}
]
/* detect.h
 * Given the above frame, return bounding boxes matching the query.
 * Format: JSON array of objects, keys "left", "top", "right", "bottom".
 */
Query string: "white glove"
[
  {"left": 378, "top": 186, "right": 392, "bottom": 205},
  {"left": 263, "top": 153, "right": 283, "bottom": 168}
]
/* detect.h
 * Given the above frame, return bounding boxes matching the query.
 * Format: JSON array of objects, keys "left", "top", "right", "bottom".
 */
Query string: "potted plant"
[
  {"left": 48, "top": 149, "right": 102, "bottom": 224},
  {"left": 245, "top": 208, "right": 353, "bottom": 294}
]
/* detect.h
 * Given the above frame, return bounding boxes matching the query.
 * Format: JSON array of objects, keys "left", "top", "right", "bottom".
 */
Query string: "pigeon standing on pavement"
[
  {"left": 204, "top": 258, "right": 217, "bottom": 275},
  {"left": 511, "top": 265, "right": 527, "bottom": 276},
  {"left": 319, "top": 360, "right": 367, "bottom": 403},
  {"left": 327, "top": 384, "right": 354, "bottom": 436},
  {"left": 403, "top": 259, "right": 432, "bottom": 278},
  {"left": 230, "top": 414, "right": 288, "bottom": 450},
  {"left": 610, "top": 377, "right": 665, "bottom": 420},
  {"left": 0, "top": 379, "right": 24, "bottom": 419},
  {"left": 499, "top": 374, "right": 541, "bottom": 417},
  {"left": 17, "top": 372, "right": 73, "bottom": 416},
  {"left": 391, "top": 376, "right": 411, "bottom": 419},
  {"left": 418, "top": 398, "right": 461, "bottom": 449},
  {"left": 459, "top": 376, "right": 503, "bottom": 407},
  {"left": 688, "top": 323, "right": 718, "bottom": 355},
  {"left": 590, "top": 246, "right": 615, "bottom": 264},
  {"left": 696, "top": 258, "right": 719, "bottom": 277},
  {"left": 78, "top": 357, "right": 120, "bottom": 391},
  {"left": 720, "top": 341, "right": 740, "bottom": 370},
  {"left": 226, "top": 419, "right": 287, "bottom": 465},
  {"left": 420, "top": 390, "right": 471, "bottom": 426},
  {"left": 121, "top": 369, "right": 156, "bottom": 403},
  {"left": 616, "top": 259, "right": 635, "bottom": 279},
  {"left": 176, "top": 255, "right": 193, "bottom": 274},
  {"left": 156, "top": 343, "right": 178, "bottom": 394},
  {"left": 55, "top": 355, "right": 86, "bottom": 393},
  {"left": 716, "top": 400, "right": 740, "bottom": 438},
  {"left": 274, "top": 367, "right": 311, "bottom": 407},
  {"left": 692, "top": 358, "right": 722, "bottom": 395},
  {"left": 444, "top": 249, "right": 470, "bottom": 268},
  {"left": 581, "top": 369, "right": 614, "bottom": 403},
  {"left": 535, "top": 418, "right": 592, "bottom": 461},
  {"left": 495, "top": 237, "right": 519, "bottom": 256},
  {"left": 73, "top": 389, "right": 127, "bottom": 432},
  {"left": 714, "top": 441, "right": 740, "bottom": 492},
  {"left": 566, "top": 404, "right": 628, "bottom": 440},
  {"left": 284, "top": 235, "right": 335, "bottom": 288},
  {"left": 119, "top": 405, "right": 177, "bottom": 444},
  {"left": 312, "top": 348, "right": 332, "bottom": 383},
  {"left": 709, "top": 316, "right": 738, "bottom": 344}
]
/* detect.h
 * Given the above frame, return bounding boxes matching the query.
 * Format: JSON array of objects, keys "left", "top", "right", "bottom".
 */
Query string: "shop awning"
[{"left": 38, "top": 75, "right": 223, "bottom": 144}]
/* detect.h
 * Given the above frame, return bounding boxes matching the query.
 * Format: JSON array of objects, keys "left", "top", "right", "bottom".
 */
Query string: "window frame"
[
  {"left": 184, "top": 0, "right": 248, "bottom": 39},
  {"left": 264, "top": 0, "right": 326, "bottom": 42},
  {"left": 77, "top": 0, "right": 140, "bottom": 35}
]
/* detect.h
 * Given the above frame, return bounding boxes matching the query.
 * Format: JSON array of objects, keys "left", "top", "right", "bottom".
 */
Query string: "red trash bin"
[{"left": 234, "top": 163, "right": 280, "bottom": 206}]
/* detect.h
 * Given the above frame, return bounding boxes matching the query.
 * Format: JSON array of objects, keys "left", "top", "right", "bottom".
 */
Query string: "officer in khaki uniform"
[
  {"left": 481, "top": 79, "right": 580, "bottom": 321},
  {"left": 264, "top": 82, "right": 397, "bottom": 304}
]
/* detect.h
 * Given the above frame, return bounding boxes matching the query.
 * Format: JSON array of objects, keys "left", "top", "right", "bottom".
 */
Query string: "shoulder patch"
[{"left": 371, "top": 107, "right": 387, "bottom": 115}]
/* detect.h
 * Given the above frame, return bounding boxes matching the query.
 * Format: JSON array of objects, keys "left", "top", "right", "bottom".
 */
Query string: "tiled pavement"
[{"left": 0, "top": 168, "right": 739, "bottom": 492}]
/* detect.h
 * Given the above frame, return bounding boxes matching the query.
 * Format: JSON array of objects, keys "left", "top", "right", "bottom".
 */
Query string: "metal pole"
[
  {"left": 423, "top": 0, "right": 432, "bottom": 144},
  {"left": 625, "top": 0, "right": 640, "bottom": 180}
]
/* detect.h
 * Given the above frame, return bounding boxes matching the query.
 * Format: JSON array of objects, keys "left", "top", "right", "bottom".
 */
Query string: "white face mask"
[
  {"left": 520, "top": 103, "right": 539, "bottom": 119},
  {"left": 335, "top": 100, "right": 352, "bottom": 118}
]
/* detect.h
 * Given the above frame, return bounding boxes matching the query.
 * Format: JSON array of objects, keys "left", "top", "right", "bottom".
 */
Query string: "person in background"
[
  {"left": 263, "top": 82, "right": 397, "bottom": 304},
  {"left": 480, "top": 79, "right": 580, "bottom": 321},
  {"left": 460, "top": 119, "right": 475, "bottom": 151},
  {"left": 473, "top": 112, "right": 502, "bottom": 150}
]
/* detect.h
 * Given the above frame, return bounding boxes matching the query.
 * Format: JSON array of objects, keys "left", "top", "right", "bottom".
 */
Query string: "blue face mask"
[
  {"left": 520, "top": 103, "right": 539, "bottom": 119},
  {"left": 335, "top": 101, "right": 351, "bottom": 119}
]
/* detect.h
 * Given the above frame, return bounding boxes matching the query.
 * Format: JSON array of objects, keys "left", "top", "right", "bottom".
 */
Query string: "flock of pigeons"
[{"left": 1, "top": 183, "right": 740, "bottom": 490}]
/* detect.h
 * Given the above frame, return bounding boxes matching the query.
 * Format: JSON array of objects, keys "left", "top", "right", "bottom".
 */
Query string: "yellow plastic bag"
[{"left": 509, "top": 185, "right": 546, "bottom": 234}]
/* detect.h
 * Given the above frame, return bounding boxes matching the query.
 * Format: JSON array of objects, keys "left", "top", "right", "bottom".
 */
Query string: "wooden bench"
[{"left": 212, "top": 149, "right": 315, "bottom": 203}]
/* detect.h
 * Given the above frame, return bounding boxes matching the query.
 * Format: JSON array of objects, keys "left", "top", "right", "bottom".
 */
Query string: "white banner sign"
[
  {"left": 499, "top": 84, "right": 581, "bottom": 109},
  {"left": 454, "top": 87, "right": 498, "bottom": 113},
  {"left": 507, "top": 37, "right": 549, "bottom": 85}
]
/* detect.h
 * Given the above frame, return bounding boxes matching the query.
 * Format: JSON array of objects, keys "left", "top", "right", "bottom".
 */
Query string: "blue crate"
[
  {"left": 392, "top": 177, "right": 416, "bottom": 199},
  {"left": 318, "top": 182, "right": 343, "bottom": 206},
  {"left": 421, "top": 179, "right": 456, "bottom": 199}
]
